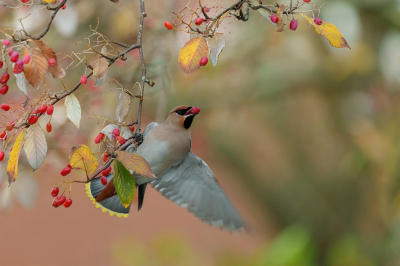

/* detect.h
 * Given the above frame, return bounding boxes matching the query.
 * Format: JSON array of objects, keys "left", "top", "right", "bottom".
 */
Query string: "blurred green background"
[{"left": 1, "top": 0, "right": 400, "bottom": 265}]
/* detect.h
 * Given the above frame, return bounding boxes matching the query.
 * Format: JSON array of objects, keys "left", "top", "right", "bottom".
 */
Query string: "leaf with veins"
[
  {"left": 115, "top": 91, "right": 131, "bottom": 123},
  {"left": 24, "top": 123, "right": 47, "bottom": 171},
  {"left": 65, "top": 93, "right": 81, "bottom": 129}
]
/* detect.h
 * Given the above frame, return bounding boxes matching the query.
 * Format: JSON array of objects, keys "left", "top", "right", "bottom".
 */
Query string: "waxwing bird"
[{"left": 86, "top": 106, "right": 245, "bottom": 231}]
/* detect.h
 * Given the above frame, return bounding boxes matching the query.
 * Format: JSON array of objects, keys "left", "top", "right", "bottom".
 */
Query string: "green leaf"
[{"left": 113, "top": 159, "right": 136, "bottom": 208}]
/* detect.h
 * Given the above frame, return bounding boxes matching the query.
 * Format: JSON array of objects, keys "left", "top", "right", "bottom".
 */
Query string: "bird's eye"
[{"left": 176, "top": 108, "right": 190, "bottom": 116}]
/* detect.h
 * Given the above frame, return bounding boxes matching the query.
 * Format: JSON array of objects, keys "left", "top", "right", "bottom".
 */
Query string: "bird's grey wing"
[
  {"left": 126, "top": 122, "right": 159, "bottom": 153},
  {"left": 152, "top": 152, "right": 245, "bottom": 231}
]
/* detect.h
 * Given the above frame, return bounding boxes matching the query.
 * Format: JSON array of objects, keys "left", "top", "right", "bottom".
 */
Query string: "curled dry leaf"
[
  {"left": 116, "top": 151, "right": 156, "bottom": 178},
  {"left": 65, "top": 93, "right": 81, "bottom": 129},
  {"left": 276, "top": 5, "right": 285, "bottom": 32},
  {"left": 24, "top": 123, "right": 47, "bottom": 171},
  {"left": 31, "top": 40, "right": 65, "bottom": 79},
  {"left": 207, "top": 33, "right": 225, "bottom": 67},
  {"left": 115, "top": 91, "right": 131, "bottom": 123},
  {"left": 300, "top": 14, "right": 350, "bottom": 49},
  {"left": 69, "top": 145, "right": 98, "bottom": 175},
  {"left": 7, "top": 130, "right": 25, "bottom": 185},
  {"left": 178, "top": 37, "right": 209, "bottom": 75},
  {"left": 113, "top": 159, "right": 135, "bottom": 208},
  {"left": 22, "top": 47, "right": 48, "bottom": 89}
]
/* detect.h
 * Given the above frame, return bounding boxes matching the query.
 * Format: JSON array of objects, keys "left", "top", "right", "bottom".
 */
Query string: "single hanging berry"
[
  {"left": 28, "top": 115, "right": 38, "bottom": 125},
  {"left": 94, "top": 133, "right": 105, "bottom": 144},
  {"left": 0, "top": 85, "right": 8, "bottom": 95},
  {"left": 57, "top": 196, "right": 66, "bottom": 205},
  {"left": 10, "top": 52, "right": 19, "bottom": 63},
  {"left": 116, "top": 136, "right": 126, "bottom": 145},
  {"left": 64, "top": 199, "right": 72, "bottom": 208},
  {"left": 100, "top": 176, "right": 108, "bottom": 186},
  {"left": 1, "top": 104, "right": 10, "bottom": 111},
  {"left": 199, "top": 57, "right": 208, "bottom": 66},
  {"left": 112, "top": 128, "right": 120, "bottom": 137},
  {"left": 21, "top": 0, "right": 30, "bottom": 3},
  {"left": 52, "top": 197, "right": 60, "bottom": 208},
  {"left": 103, "top": 153, "right": 108, "bottom": 162},
  {"left": 129, "top": 125, "right": 135, "bottom": 132},
  {"left": 23, "top": 54, "right": 31, "bottom": 64},
  {"left": 0, "top": 72, "right": 10, "bottom": 84},
  {"left": 51, "top": 187, "right": 59, "bottom": 197},
  {"left": 0, "top": 60, "right": 3, "bottom": 68},
  {"left": 203, "top": 7, "right": 210, "bottom": 12},
  {"left": 46, "top": 122, "right": 52, "bottom": 133},
  {"left": 290, "top": 19, "right": 298, "bottom": 31},
  {"left": 195, "top": 17, "right": 203, "bottom": 26},
  {"left": 38, "top": 104, "right": 48, "bottom": 114},
  {"left": 14, "top": 59, "right": 24, "bottom": 70},
  {"left": 271, "top": 14, "right": 279, "bottom": 23},
  {"left": 314, "top": 17, "right": 323, "bottom": 25},
  {"left": 2, "top": 39, "right": 10, "bottom": 47},
  {"left": 164, "top": 21, "right": 173, "bottom": 30},
  {"left": 303, "top": 0, "right": 311, "bottom": 2},
  {"left": 47, "top": 105, "right": 54, "bottom": 115},
  {"left": 48, "top": 58, "right": 56, "bottom": 67},
  {"left": 61, "top": 167, "right": 71, "bottom": 176},
  {"left": 8, "top": 49, "right": 14, "bottom": 56},
  {"left": 67, "top": 163, "right": 72, "bottom": 169},
  {"left": 102, "top": 166, "right": 112, "bottom": 176},
  {"left": 0, "top": 151, "right": 4, "bottom": 161},
  {"left": 81, "top": 75, "right": 87, "bottom": 84},
  {"left": 0, "top": 131, "right": 6, "bottom": 141}
]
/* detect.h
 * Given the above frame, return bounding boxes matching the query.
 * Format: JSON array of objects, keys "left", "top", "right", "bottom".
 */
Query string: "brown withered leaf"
[
  {"left": 178, "top": 37, "right": 208, "bottom": 76},
  {"left": 31, "top": 39, "right": 65, "bottom": 79},
  {"left": 93, "top": 58, "right": 109, "bottom": 79},
  {"left": 115, "top": 151, "right": 156, "bottom": 178},
  {"left": 22, "top": 47, "right": 48, "bottom": 89},
  {"left": 276, "top": 5, "right": 285, "bottom": 32}
]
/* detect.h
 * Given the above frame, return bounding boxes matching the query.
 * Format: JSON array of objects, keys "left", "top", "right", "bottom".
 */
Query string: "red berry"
[
  {"left": 47, "top": 105, "right": 54, "bottom": 115},
  {"left": 0, "top": 85, "right": 8, "bottom": 95},
  {"left": 57, "top": 196, "right": 66, "bottom": 205},
  {"left": 60, "top": 167, "right": 71, "bottom": 176},
  {"left": 1, "top": 104, "right": 10, "bottom": 111},
  {"left": 195, "top": 17, "right": 204, "bottom": 26},
  {"left": 0, "top": 151, "right": 4, "bottom": 161},
  {"left": 14, "top": 59, "right": 24, "bottom": 70},
  {"left": 203, "top": 7, "right": 210, "bottom": 12},
  {"left": 28, "top": 115, "right": 38, "bottom": 125},
  {"left": 38, "top": 104, "right": 48, "bottom": 114},
  {"left": 103, "top": 153, "right": 108, "bottom": 162},
  {"left": 100, "top": 176, "right": 108, "bottom": 186},
  {"left": 46, "top": 122, "right": 52, "bottom": 133},
  {"left": 8, "top": 49, "right": 14, "bottom": 56},
  {"left": 0, "top": 60, "right": 3, "bottom": 68},
  {"left": 0, "top": 72, "right": 10, "bottom": 84},
  {"left": 290, "top": 19, "right": 298, "bottom": 31},
  {"left": 80, "top": 75, "right": 87, "bottom": 84},
  {"left": 2, "top": 39, "right": 10, "bottom": 47},
  {"left": 199, "top": 57, "right": 208, "bottom": 66},
  {"left": 314, "top": 17, "right": 323, "bottom": 25},
  {"left": 164, "top": 21, "right": 173, "bottom": 30},
  {"left": 64, "top": 199, "right": 72, "bottom": 208},
  {"left": 6, "top": 121, "right": 14, "bottom": 131},
  {"left": 67, "top": 163, "right": 72, "bottom": 169},
  {"left": 303, "top": 0, "right": 311, "bottom": 2},
  {"left": 0, "top": 131, "right": 6, "bottom": 141},
  {"left": 51, "top": 187, "right": 59, "bottom": 197},
  {"left": 112, "top": 128, "right": 120, "bottom": 137},
  {"left": 13, "top": 68, "right": 23, "bottom": 74},
  {"left": 52, "top": 196, "right": 60, "bottom": 208},
  {"left": 129, "top": 125, "right": 134, "bottom": 132},
  {"left": 23, "top": 54, "right": 31, "bottom": 64},
  {"left": 48, "top": 58, "right": 56, "bottom": 67},
  {"left": 102, "top": 166, "right": 111, "bottom": 176},
  {"left": 271, "top": 14, "right": 279, "bottom": 23},
  {"left": 116, "top": 136, "right": 126, "bottom": 145},
  {"left": 22, "top": 0, "right": 30, "bottom": 3},
  {"left": 60, "top": 0, "right": 66, "bottom": 9},
  {"left": 94, "top": 133, "right": 105, "bottom": 144},
  {"left": 10, "top": 52, "right": 19, "bottom": 63}
]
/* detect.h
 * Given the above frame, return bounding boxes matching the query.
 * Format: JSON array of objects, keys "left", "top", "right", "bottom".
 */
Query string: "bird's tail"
[{"left": 85, "top": 173, "right": 153, "bottom": 217}]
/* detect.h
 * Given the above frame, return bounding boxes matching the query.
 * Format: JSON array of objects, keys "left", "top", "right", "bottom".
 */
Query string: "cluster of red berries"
[
  {"left": 270, "top": 14, "right": 322, "bottom": 30},
  {"left": 94, "top": 126, "right": 134, "bottom": 145},
  {"left": 50, "top": 187, "right": 72, "bottom": 208},
  {"left": 60, "top": 163, "right": 73, "bottom": 176},
  {"left": 100, "top": 166, "right": 112, "bottom": 186}
]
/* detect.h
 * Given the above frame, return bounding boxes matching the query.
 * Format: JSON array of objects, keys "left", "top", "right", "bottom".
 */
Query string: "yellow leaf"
[
  {"left": 7, "top": 130, "right": 25, "bottom": 185},
  {"left": 31, "top": 40, "right": 65, "bottom": 79},
  {"left": 116, "top": 151, "right": 156, "bottom": 178},
  {"left": 300, "top": 14, "right": 350, "bottom": 49},
  {"left": 276, "top": 5, "right": 285, "bottom": 32},
  {"left": 178, "top": 37, "right": 208, "bottom": 75},
  {"left": 69, "top": 145, "right": 98, "bottom": 175}
]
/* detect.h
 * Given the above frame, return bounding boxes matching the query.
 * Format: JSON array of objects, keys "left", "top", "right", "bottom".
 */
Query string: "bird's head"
[{"left": 167, "top": 105, "right": 201, "bottom": 129}]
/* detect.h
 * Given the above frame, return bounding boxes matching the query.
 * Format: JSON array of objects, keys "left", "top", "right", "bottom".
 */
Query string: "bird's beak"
[{"left": 184, "top": 106, "right": 201, "bottom": 116}]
